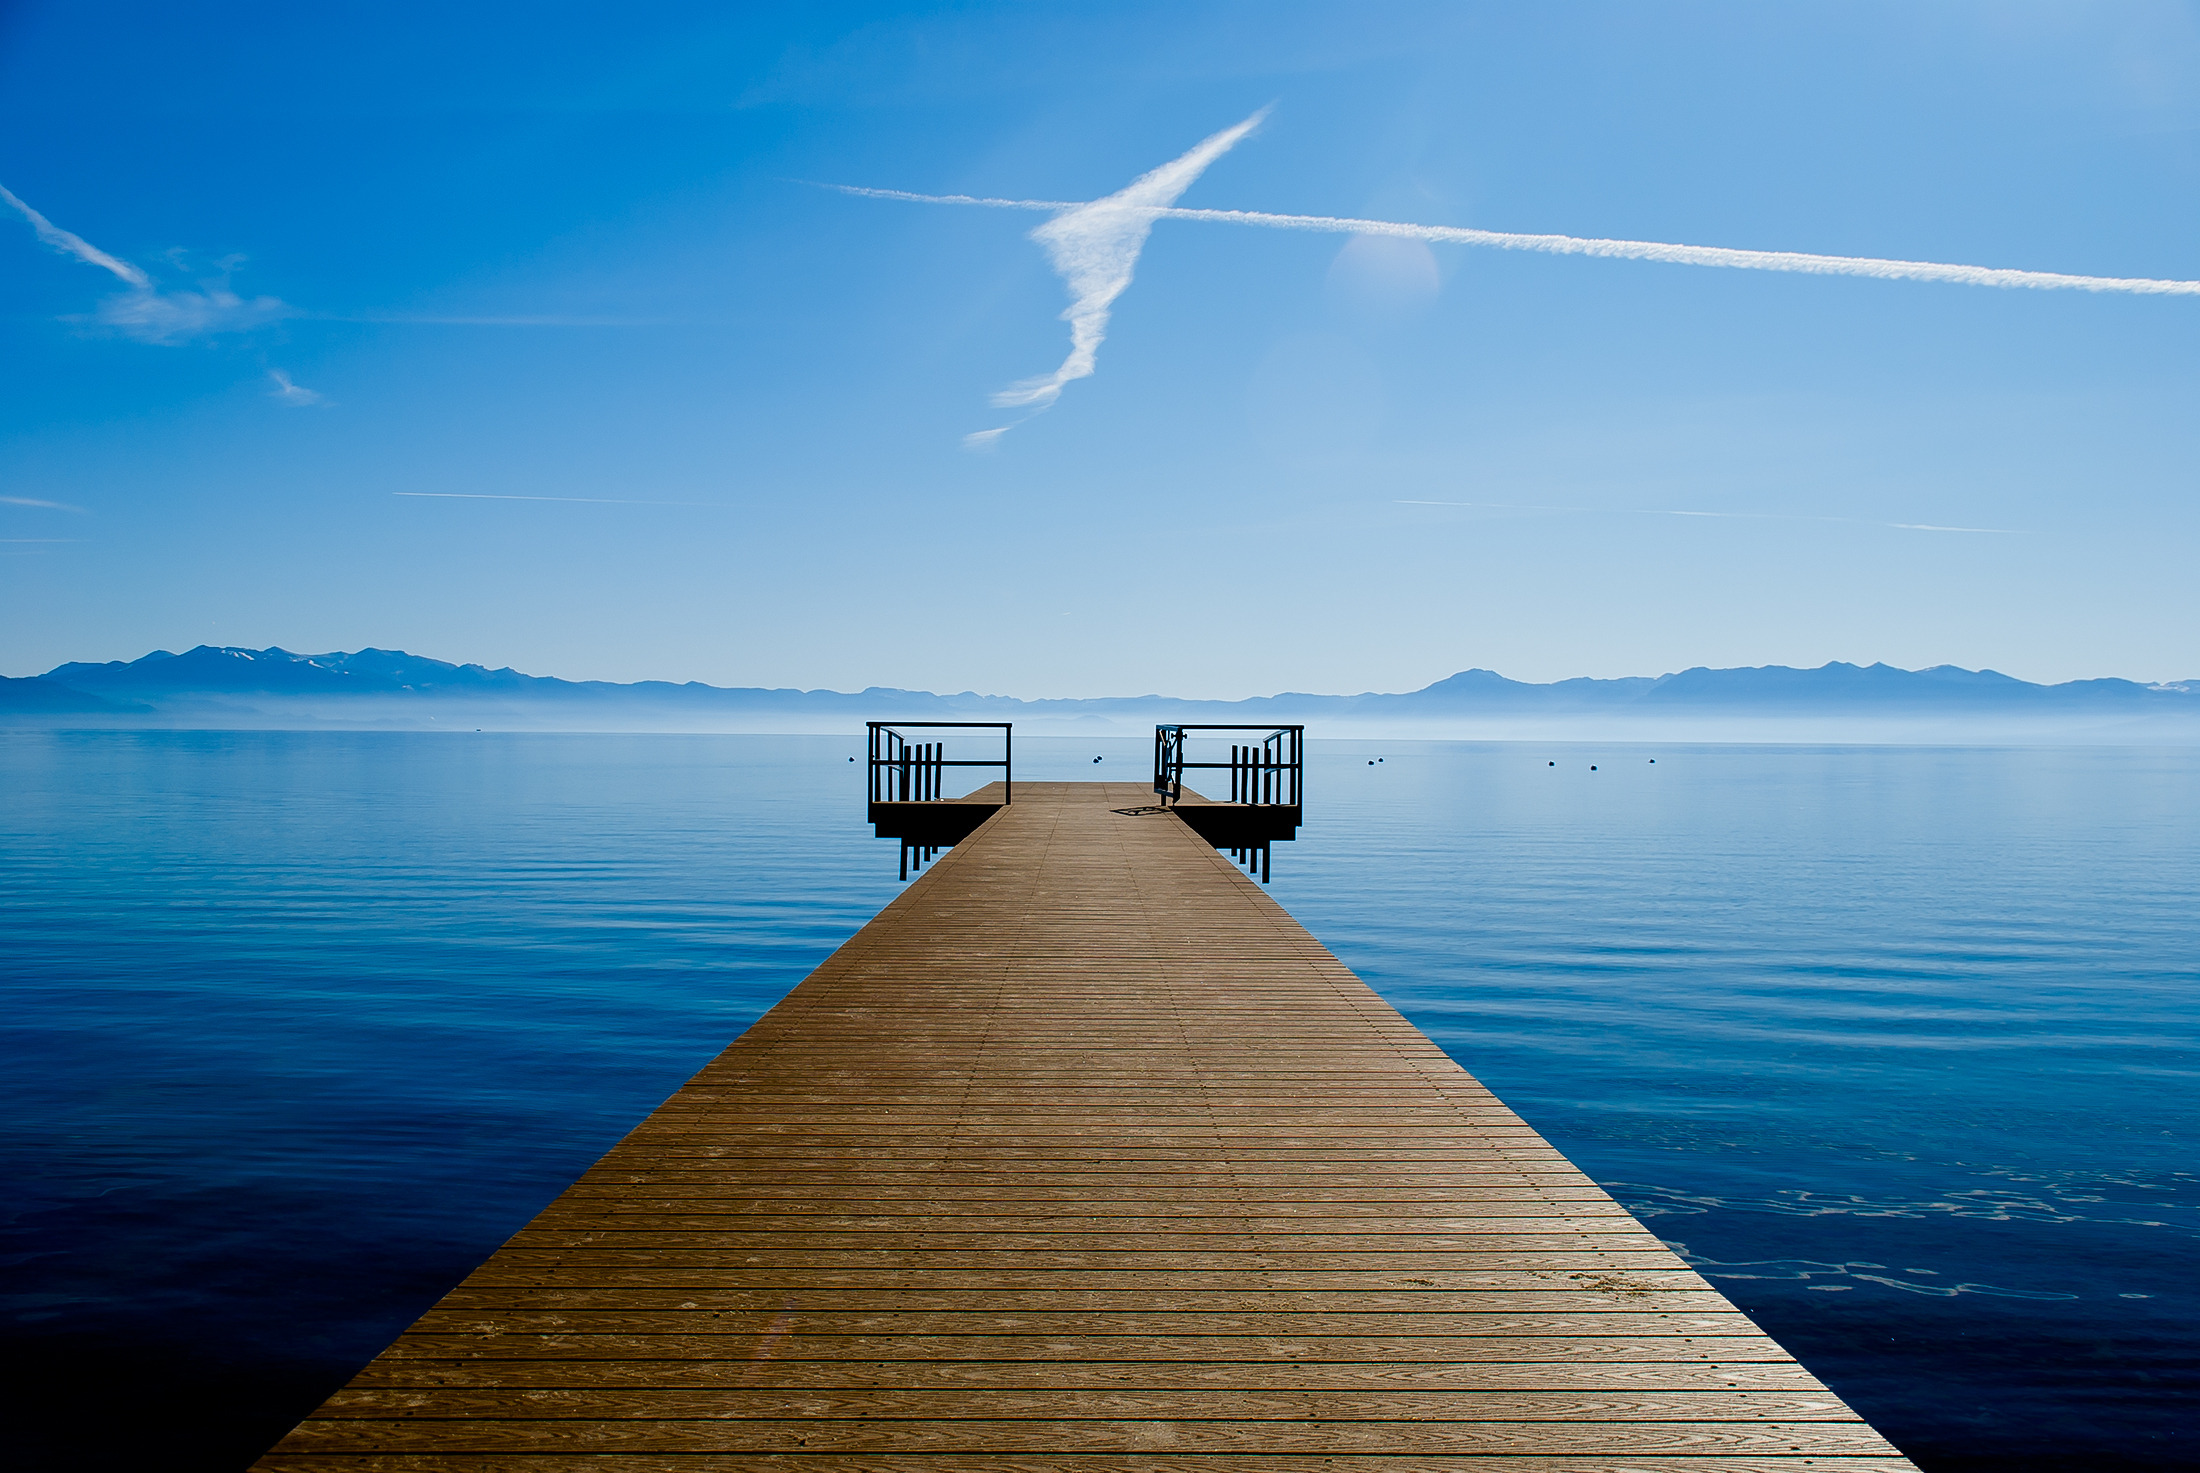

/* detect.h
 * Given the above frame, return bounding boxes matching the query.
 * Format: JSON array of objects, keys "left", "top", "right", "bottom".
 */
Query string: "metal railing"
[
  {"left": 1154, "top": 725, "right": 1304, "bottom": 884},
  {"left": 1153, "top": 724, "right": 1303, "bottom": 808},
  {"left": 867, "top": 722, "right": 1011, "bottom": 880},
  {"left": 867, "top": 721, "right": 1012, "bottom": 807}
]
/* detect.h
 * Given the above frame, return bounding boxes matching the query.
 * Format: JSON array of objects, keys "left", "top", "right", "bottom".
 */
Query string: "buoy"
[
  {"left": 1548, "top": 761, "right": 1555, "bottom": 766},
  {"left": 1590, "top": 765, "right": 1598, "bottom": 771}
]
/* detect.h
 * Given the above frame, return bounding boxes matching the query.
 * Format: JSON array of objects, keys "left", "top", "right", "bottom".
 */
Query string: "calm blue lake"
[{"left": 3, "top": 730, "right": 2194, "bottom": 1471}]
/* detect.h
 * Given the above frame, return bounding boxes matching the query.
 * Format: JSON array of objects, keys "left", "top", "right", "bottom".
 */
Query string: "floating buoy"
[{"left": 1590, "top": 765, "right": 1598, "bottom": 771}]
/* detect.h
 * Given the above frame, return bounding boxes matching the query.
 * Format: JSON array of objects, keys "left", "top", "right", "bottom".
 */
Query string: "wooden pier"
[{"left": 255, "top": 780, "right": 1916, "bottom": 1470}]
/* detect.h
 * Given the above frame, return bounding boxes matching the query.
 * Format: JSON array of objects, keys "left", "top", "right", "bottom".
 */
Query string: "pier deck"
[{"left": 256, "top": 781, "right": 1915, "bottom": 1470}]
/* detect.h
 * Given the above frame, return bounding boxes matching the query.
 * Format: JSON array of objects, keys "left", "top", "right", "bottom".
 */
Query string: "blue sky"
[{"left": 4, "top": 2, "right": 2198, "bottom": 696}]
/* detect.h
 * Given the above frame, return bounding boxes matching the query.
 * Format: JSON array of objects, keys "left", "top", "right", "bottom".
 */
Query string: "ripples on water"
[
  {"left": 2, "top": 731, "right": 2194, "bottom": 1471},
  {"left": 1273, "top": 741, "right": 2199, "bottom": 1473}
]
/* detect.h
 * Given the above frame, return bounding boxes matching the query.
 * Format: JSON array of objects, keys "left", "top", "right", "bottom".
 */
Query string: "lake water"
[{"left": 2, "top": 730, "right": 2194, "bottom": 1471}]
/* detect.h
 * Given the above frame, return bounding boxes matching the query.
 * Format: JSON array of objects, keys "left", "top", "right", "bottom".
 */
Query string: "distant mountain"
[
  {"left": 39, "top": 645, "right": 1032, "bottom": 717},
  {"left": 1389, "top": 661, "right": 2196, "bottom": 712},
  {"left": 0, "top": 674, "right": 149, "bottom": 715},
  {"left": 47, "top": 646, "right": 564, "bottom": 698},
  {"left": 12, "top": 646, "right": 2200, "bottom": 735}
]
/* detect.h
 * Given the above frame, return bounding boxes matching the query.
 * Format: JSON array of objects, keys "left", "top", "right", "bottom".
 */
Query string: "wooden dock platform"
[{"left": 255, "top": 780, "right": 1916, "bottom": 1470}]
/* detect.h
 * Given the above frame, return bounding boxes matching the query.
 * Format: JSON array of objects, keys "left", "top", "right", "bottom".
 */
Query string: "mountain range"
[{"left": 4, "top": 645, "right": 2197, "bottom": 739}]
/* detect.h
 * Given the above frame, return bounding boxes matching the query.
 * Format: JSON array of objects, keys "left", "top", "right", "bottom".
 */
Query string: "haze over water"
[{"left": 3, "top": 731, "right": 2194, "bottom": 1472}]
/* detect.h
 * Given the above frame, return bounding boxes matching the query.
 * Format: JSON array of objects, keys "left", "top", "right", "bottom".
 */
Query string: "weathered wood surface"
[{"left": 256, "top": 781, "right": 1915, "bottom": 1471}]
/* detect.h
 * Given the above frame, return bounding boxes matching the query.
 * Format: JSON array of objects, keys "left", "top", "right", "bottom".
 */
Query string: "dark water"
[{"left": 2, "top": 731, "right": 2193, "bottom": 1471}]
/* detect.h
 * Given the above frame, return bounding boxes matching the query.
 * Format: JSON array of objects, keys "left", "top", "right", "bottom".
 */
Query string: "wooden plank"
[
  {"left": 258, "top": 1458, "right": 1918, "bottom": 1473},
  {"left": 416, "top": 1304, "right": 1760, "bottom": 1328},
  {"left": 252, "top": 782, "right": 1916, "bottom": 1469},
  {"left": 307, "top": 1388, "right": 1871, "bottom": 1421},
  {"left": 356, "top": 1354, "right": 1821, "bottom": 1389},
  {"left": 430, "top": 1274, "right": 1739, "bottom": 1297},
  {"left": 268, "top": 1415, "right": 1903, "bottom": 1456},
  {"left": 435, "top": 1295, "right": 1725, "bottom": 1328}
]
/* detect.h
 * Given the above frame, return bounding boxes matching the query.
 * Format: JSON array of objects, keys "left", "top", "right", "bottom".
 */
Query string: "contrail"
[
  {"left": 392, "top": 492, "right": 710, "bottom": 505},
  {"left": 1395, "top": 498, "right": 1587, "bottom": 512},
  {"left": 0, "top": 182, "right": 150, "bottom": 286},
  {"left": 831, "top": 183, "right": 2200, "bottom": 299},
  {"left": 830, "top": 186, "right": 1078, "bottom": 212},
  {"left": 334, "top": 313, "right": 680, "bottom": 327},
  {"left": 950, "top": 108, "right": 1269, "bottom": 443},
  {"left": 1162, "top": 206, "right": 2200, "bottom": 296},
  {"left": 1395, "top": 499, "right": 2025, "bottom": 533},
  {"left": 828, "top": 121, "right": 2196, "bottom": 444},
  {"left": 1645, "top": 508, "right": 2026, "bottom": 533}
]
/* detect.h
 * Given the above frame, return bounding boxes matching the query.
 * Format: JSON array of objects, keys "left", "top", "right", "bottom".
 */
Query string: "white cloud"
[
  {"left": 2, "top": 180, "right": 293, "bottom": 342},
  {"left": 266, "top": 369, "right": 325, "bottom": 406},
  {"left": 87, "top": 283, "right": 290, "bottom": 344}
]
